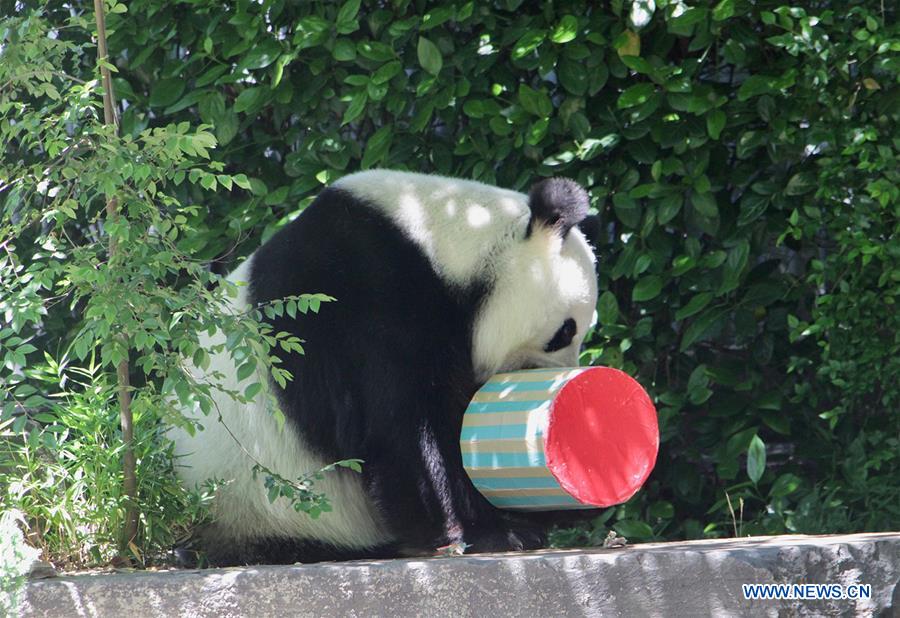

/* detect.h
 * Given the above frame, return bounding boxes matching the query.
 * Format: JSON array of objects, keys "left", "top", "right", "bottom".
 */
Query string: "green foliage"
[
  {"left": 1, "top": 0, "right": 897, "bottom": 558},
  {"left": 0, "top": 6, "right": 346, "bottom": 566},
  {"left": 1, "top": 356, "right": 216, "bottom": 567},
  {"left": 255, "top": 459, "right": 364, "bottom": 520}
]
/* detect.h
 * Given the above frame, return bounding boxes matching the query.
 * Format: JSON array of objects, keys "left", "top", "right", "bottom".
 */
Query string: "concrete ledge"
[{"left": 20, "top": 533, "right": 900, "bottom": 617}]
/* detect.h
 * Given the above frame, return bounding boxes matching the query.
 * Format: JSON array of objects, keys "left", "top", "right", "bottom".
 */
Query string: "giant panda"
[{"left": 170, "top": 170, "right": 599, "bottom": 565}]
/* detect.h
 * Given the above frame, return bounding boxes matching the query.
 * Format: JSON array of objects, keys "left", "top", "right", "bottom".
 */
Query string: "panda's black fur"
[{"left": 172, "top": 171, "right": 599, "bottom": 565}]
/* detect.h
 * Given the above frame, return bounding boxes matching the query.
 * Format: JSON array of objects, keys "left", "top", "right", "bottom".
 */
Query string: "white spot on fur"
[
  {"left": 335, "top": 170, "right": 527, "bottom": 285},
  {"left": 465, "top": 204, "right": 491, "bottom": 228},
  {"left": 168, "top": 258, "right": 390, "bottom": 550}
]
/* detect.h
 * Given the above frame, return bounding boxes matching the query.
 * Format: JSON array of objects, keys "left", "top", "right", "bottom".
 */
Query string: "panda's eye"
[{"left": 544, "top": 318, "right": 577, "bottom": 353}]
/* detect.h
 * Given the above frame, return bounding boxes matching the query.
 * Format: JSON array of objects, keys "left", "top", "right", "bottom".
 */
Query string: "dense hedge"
[{"left": 13, "top": 0, "right": 900, "bottom": 543}]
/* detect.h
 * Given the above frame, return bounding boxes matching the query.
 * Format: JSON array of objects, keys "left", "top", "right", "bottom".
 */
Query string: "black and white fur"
[{"left": 170, "top": 170, "right": 599, "bottom": 565}]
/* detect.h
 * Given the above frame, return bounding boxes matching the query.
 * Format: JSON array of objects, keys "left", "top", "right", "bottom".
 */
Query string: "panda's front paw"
[{"left": 464, "top": 524, "right": 545, "bottom": 554}]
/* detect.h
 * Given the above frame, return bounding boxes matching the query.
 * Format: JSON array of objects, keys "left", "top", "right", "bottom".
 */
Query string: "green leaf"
[
  {"left": 236, "top": 39, "right": 281, "bottom": 71},
  {"left": 737, "top": 75, "right": 772, "bottom": 101},
  {"left": 421, "top": 7, "right": 454, "bottom": 30},
  {"left": 551, "top": 15, "right": 579, "bottom": 44},
  {"left": 361, "top": 125, "right": 393, "bottom": 169},
  {"left": 526, "top": 118, "right": 549, "bottom": 145},
  {"left": 264, "top": 186, "right": 289, "bottom": 206},
  {"left": 163, "top": 90, "right": 205, "bottom": 114},
  {"left": 725, "top": 427, "right": 758, "bottom": 459},
  {"left": 719, "top": 240, "right": 750, "bottom": 295},
  {"left": 675, "top": 292, "right": 714, "bottom": 321},
  {"left": 512, "top": 30, "right": 546, "bottom": 59},
  {"left": 244, "top": 382, "right": 263, "bottom": 400},
  {"left": 342, "top": 90, "right": 368, "bottom": 125},
  {"left": 597, "top": 291, "right": 620, "bottom": 325},
  {"left": 196, "top": 65, "right": 229, "bottom": 87},
  {"left": 737, "top": 192, "right": 769, "bottom": 227},
  {"left": 214, "top": 110, "right": 239, "bottom": 146},
  {"left": 272, "top": 54, "right": 290, "bottom": 87},
  {"left": 249, "top": 177, "right": 268, "bottom": 196},
  {"left": 372, "top": 61, "right": 402, "bottom": 84},
  {"left": 518, "top": 84, "right": 552, "bottom": 117},
  {"left": 736, "top": 131, "right": 765, "bottom": 159},
  {"left": 668, "top": 7, "right": 707, "bottom": 36},
  {"left": 612, "top": 192, "right": 641, "bottom": 228},
  {"left": 198, "top": 92, "right": 226, "bottom": 125},
  {"left": 332, "top": 38, "right": 357, "bottom": 62},
  {"left": 680, "top": 308, "right": 727, "bottom": 351},
  {"left": 617, "top": 83, "right": 655, "bottom": 109},
  {"left": 233, "top": 174, "right": 252, "bottom": 190},
  {"left": 762, "top": 411, "right": 791, "bottom": 436},
  {"left": 769, "top": 473, "right": 801, "bottom": 498},
  {"left": 577, "top": 134, "right": 619, "bottom": 161},
  {"left": 706, "top": 109, "right": 726, "bottom": 139},
  {"left": 357, "top": 41, "right": 395, "bottom": 62},
  {"left": 614, "top": 520, "right": 653, "bottom": 539},
  {"left": 417, "top": 36, "right": 443, "bottom": 76},
  {"left": 16, "top": 343, "right": 37, "bottom": 355},
  {"left": 656, "top": 194, "right": 682, "bottom": 225},
  {"left": 237, "top": 360, "right": 256, "bottom": 382},
  {"left": 712, "top": 0, "right": 735, "bottom": 21},
  {"left": 149, "top": 78, "right": 185, "bottom": 108},
  {"left": 199, "top": 173, "right": 217, "bottom": 190},
  {"left": 614, "top": 29, "right": 640, "bottom": 57},
  {"left": 690, "top": 191, "right": 718, "bottom": 218},
  {"left": 234, "top": 87, "right": 265, "bottom": 114},
  {"left": 785, "top": 172, "right": 815, "bottom": 196},
  {"left": 632, "top": 275, "right": 663, "bottom": 302},
  {"left": 746, "top": 435, "right": 766, "bottom": 483},
  {"left": 336, "top": 0, "right": 361, "bottom": 29},
  {"left": 558, "top": 58, "right": 587, "bottom": 95}
]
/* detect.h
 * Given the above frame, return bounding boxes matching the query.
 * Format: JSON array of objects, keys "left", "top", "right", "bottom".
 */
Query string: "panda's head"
[
  {"left": 471, "top": 177, "right": 598, "bottom": 381},
  {"left": 333, "top": 170, "right": 599, "bottom": 383}
]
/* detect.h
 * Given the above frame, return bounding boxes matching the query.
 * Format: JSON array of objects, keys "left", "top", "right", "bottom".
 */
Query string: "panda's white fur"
[
  {"left": 170, "top": 258, "right": 391, "bottom": 550},
  {"left": 171, "top": 170, "right": 599, "bottom": 564},
  {"left": 334, "top": 170, "right": 598, "bottom": 380}
]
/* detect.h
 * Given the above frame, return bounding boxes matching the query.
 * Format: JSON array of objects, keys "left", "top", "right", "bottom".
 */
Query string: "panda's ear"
[{"left": 527, "top": 177, "right": 590, "bottom": 238}]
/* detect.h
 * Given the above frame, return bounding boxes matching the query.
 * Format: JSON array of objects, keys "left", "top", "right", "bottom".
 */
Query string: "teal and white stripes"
[{"left": 461, "top": 368, "right": 591, "bottom": 510}]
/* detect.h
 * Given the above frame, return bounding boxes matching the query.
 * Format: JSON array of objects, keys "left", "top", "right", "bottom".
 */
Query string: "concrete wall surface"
[{"left": 18, "top": 532, "right": 900, "bottom": 617}]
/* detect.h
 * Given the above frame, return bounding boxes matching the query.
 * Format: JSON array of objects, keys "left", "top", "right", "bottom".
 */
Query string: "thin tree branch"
[{"left": 92, "top": 0, "right": 137, "bottom": 558}]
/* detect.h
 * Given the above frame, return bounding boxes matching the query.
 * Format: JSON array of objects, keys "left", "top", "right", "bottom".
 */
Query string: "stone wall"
[{"left": 19, "top": 533, "right": 900, "bottom": 617}]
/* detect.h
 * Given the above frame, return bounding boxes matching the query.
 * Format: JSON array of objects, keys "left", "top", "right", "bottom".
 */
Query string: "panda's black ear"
[
  {"left": 527, "top": 177, "right": 590, "bottom": 238},
  {"left": 578, "top": 214, "right": 602, "bottom": 248}
]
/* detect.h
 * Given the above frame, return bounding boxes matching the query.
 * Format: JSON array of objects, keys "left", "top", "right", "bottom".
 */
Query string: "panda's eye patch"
[{"left": 544, "top": 318, "right": 577, "bottom": 353}]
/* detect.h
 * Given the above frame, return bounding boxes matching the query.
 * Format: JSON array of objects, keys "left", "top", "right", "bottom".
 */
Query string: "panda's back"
[{"left": 333, "top": 170, "right": 531, "bottom": 285}]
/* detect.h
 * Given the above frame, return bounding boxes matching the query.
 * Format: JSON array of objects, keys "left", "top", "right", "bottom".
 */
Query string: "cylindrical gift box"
[{"left": 460, "top": 366, "right": 659, "bottom": 511}]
